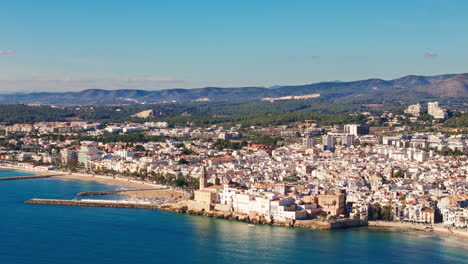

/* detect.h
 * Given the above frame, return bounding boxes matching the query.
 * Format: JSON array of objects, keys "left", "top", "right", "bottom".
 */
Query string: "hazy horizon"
[
  {"left": 0, "top": 71, "right": 464, "bottom": 94},
  {"left": 1, "top": 0, "right": 468, "bottom": 92}
]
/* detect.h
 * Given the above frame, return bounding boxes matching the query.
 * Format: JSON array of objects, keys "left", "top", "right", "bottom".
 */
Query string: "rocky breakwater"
[{"left": 24, "top": 198, "right": 190, "bottom": 213}]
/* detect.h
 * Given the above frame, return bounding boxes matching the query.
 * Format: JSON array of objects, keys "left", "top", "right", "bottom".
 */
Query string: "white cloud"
[
  {"left": 0, "top": 50, "right": 13, "bottom": 55},
  {"left": 425, "top": 51, "right": 438, "bottom": 58}
]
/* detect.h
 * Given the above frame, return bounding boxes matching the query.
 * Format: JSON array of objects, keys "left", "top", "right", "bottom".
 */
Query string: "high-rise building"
[
  {"left": 322, "top": 135, "right": 336, "bottom": 151},
  {"left": 60, "top": 148, "right": 77, "bottom": 165},
  {"left": 303, "top": 137, "right": 316, "bottom": 148},
  {"left": 344, "top": 134, "right": 354, "bottom": 147},
  {"left": 427, "top": 102, "right": 447, "bottom": 119},
  {"left": 344, "top": 124, "right": 370, "bottom": 136},
  {"left": 77, "top": 143, "right": 100, "bottom": 168}
]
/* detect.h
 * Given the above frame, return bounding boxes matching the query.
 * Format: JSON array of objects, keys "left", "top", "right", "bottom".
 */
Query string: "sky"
[{"left": 1, "top": 0, "right": 468, "bottom": 92}]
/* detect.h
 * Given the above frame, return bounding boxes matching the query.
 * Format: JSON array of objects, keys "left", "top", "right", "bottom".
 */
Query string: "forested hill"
[{"left": 0, "top": 73, "right": 467, "bottom": 105}]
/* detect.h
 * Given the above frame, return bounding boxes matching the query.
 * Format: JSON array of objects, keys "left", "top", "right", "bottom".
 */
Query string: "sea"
[{"left": 1, "top": 169, "right": 467, "bottom": 264}]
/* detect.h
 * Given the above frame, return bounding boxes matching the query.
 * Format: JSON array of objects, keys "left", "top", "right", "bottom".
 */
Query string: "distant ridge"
[{"left": 0, "top": 73, "right": 466, "bottom": 105}]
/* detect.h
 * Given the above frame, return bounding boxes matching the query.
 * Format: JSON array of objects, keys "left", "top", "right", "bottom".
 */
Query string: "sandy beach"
[
  {"left": 368, "top": 221, "right": 468, "bottom": 239},
  {"left": 58, "top": 174, "right": 190, "bottom": 200},
  {"left": 0, "top": 165, "right": 190, "bottom": 200}
]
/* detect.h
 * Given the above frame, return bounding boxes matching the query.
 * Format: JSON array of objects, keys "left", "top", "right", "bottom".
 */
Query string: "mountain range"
[{"left": 1, "top": 73, "right": 467, "bottom": 106}]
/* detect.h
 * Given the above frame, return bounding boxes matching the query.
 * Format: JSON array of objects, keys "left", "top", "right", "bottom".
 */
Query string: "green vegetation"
[
  {"left": 444, "top": 111, "right": 468, "bottom": 128},
  {"left": 0, "top": 105, "right": 73, "bottom": 123},
  {"left": 418, "top": 112, "right": 433, "bottom": 122},
  {"left": 352, "top": 212, "right": 361, "bottom": 220},
  {"left": 156, "top": 111, "right": 369, "bottom": 127},
  {"left": 181, "top": 148, "right": 195, "bottom": 155},
  {"left": 213, "top": 139, "right": 247, "bottom": 150},
  {"left": 75, "top": 133, "right": 167, "bottom": 143},
  {"left": 436, "top": 148, "right": 466, "bottom": 156},
  {"left": 178, "top": 158, "right": 189, "bottom": 165},
  {"left": 0, "top": 100, "right": 369, "bottom": 126},
  {"left": 0, "top": 99, "right": 465, "bottom": 129},
  {"left": 283, "top": 174, "right": 300, "bottom": 182},
  {"left": 369, "top": 203, "right": 394, "bottom": 221}
]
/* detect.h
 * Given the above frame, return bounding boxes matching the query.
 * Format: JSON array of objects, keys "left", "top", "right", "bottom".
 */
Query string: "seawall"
[
  {"left": 25, "top": 198, "right": 367, "bottom": 230},
  {"left": 0, "top": 175, "right": 56, "bottom": 181},
  {"left": 24, "top": 199, "right": 467, "bottom": 237}
]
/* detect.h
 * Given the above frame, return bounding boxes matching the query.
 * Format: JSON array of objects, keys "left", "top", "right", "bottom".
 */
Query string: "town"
[{"left": 1, "top": 101, "right": 467, "bottom": 231}]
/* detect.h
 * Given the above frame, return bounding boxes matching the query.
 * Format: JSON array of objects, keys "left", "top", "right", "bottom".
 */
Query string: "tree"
[
  {"left": 174, "top": 177, "right": 186, "bottom": 187},
  {"left": 174, "top": 143, "right": 185, "bottom": 148},
  {"left": 393, "top": 171, "right": 405, "bottom": 178},
  {"left": 317, "top": 211, "right": 328, "bottom": 221},
  {"left": 135, "top": 145, "right": 145, "bottom": 151},
  {"left": 370, "top": 203, "right": 382, "bottom": 220},
  {"left": 178, "top": 158, "right": 189, "bottom": 165},
  {"left": 181, "top": 148, "right": 194, "bottom": 155},
  {"left": 418, "top": 113, "right": 433, "bottom": 122},
  {"left": 381, "top": 205, "right": 394, "bottom": 221},
  {"left": 353, "top": 212, "right": 361, "bottom": 220}
]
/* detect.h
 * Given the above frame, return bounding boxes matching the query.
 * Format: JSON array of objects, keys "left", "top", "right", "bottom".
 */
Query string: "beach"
[
  {"left": 368, "top": 221, "right": 468, "bottom": 239},
  {"left": 0, "top": 165, "right": 190, "bottom": 200}
]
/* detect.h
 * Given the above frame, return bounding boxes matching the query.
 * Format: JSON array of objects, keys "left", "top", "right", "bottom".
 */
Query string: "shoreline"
[
  {"left": 0, "top": 164, "right": 160, "bottom": 189},
  {"left": 368, "top": 221, "right": 468, "bottom": 239},
  {"left": 0, "top": 165, "right": 190, "bottom": 200},
  {"left": 3, "top": 165, "right": 467, "bottom": 239},
  {"left": 23, "top": 197, "right": 468, "bottom": 240}
]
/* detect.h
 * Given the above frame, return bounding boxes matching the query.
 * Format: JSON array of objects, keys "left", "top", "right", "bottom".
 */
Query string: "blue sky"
[{"left": 1, "top": 0, "right": 467, "bottom": 92}]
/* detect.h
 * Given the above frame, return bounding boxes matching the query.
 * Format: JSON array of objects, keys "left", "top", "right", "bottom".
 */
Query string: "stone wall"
[
  {"left": 214, "top": 204, "right": 232, "bottom": 212},
  {"left": 187, "top": 200, "right": 212, "bottom": 211}
]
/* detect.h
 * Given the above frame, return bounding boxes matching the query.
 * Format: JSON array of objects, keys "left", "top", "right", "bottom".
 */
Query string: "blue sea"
[{"left": 0, "top": 169, "right": 467, "bottom": 264}]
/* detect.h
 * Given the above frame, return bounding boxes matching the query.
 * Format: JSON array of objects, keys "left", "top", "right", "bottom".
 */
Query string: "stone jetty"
[
  {"left": 25, "top": 198, "right": 162, "bottom": 209},
  {"left": 0, "top": 175, "right": 57, "bottom": 181}
]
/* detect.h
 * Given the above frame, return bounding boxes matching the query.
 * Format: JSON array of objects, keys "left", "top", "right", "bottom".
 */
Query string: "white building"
[
  {"left": 404, "top": 103, "right": 421, "bottom": 116},
  {"left": 344, "top": 124, "right": 370, "bottom": 136},
  {"left": 428, "top": 102, "right": 447, "bottom": 119}
]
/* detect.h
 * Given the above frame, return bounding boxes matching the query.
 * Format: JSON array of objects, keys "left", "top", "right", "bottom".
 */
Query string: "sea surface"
[{"left": 0, "top": 169, "right": 467, "bottom": 264}]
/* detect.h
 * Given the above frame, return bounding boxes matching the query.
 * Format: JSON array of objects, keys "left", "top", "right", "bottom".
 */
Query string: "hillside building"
[
  {"left": 428, "top": 102, "right": 447, "bottom": 119},
  {"left": 404, "top": 103, "right": 421, "bottom": 116}
]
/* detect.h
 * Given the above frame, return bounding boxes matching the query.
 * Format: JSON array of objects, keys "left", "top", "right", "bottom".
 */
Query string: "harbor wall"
[{"left": 25, "top": 198, "right": 367, "bottom": 230}]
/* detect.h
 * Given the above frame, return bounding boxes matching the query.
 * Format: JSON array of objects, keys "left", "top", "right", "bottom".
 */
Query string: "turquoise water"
[
  {"left": 0, "top": 168, "right": 35, "bottom": 177},
  {"left": 0, "top": 170, "right": 467, "bottom": 264}
]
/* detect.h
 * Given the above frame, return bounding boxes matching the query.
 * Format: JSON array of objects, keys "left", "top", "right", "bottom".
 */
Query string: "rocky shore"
[
  {"left": 24, "top": 197, "right": 468, "bottom": 237},
  {"left": 25, "top": 198, "right": 367, "bottom": 230}
]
